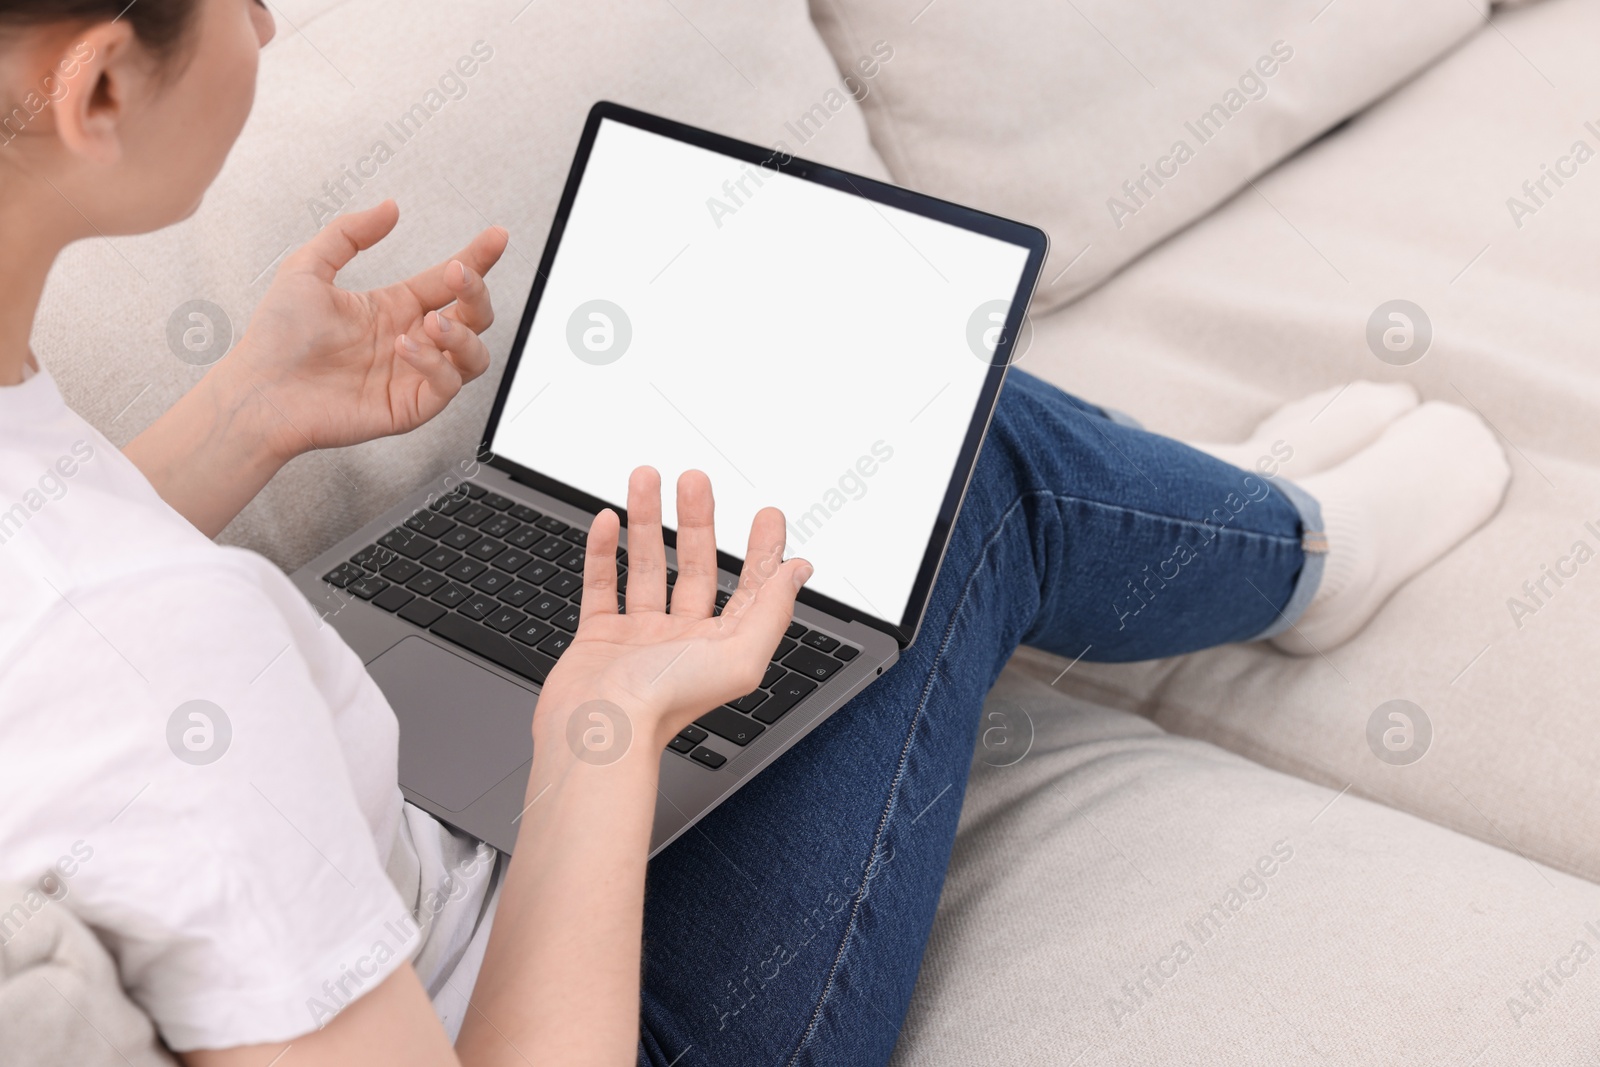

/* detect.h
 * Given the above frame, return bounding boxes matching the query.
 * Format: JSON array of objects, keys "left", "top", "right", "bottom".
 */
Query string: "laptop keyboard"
[{"left": 322, "top": 482, "right": 861, "bottom": 770}]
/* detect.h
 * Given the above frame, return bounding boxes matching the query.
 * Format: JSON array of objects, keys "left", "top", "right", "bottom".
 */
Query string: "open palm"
[
  {"left": 233, "top": 200, "right": 508, "bottom": 456},
  {"left": 537, "top": 467, "right": 813, "bottom": 751}
]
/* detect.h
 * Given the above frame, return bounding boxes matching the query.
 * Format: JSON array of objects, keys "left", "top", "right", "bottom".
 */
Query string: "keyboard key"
[
  {"left": 753, "top": 673, "right": 817, "bottom": 724},
  {"left": 439, "top": 527, "right": 481, "bottom": 551},
  {"left": 665, "top": 569, "right": 678, "bottom": 585},
  {"left": 510, "top": 618, "right": 555, "bottom": 646},
  {"left": 785, "top": 621, "right": 807, "bottom": 640},
  {"left": 802, "top": 631, "right": 840, "bottom": 653},
  {"left": 430, "top": 614, "right": 557, "bottom": 685},
  {"left": 491, "top": 547, "right": 534, "bottom": 573},
  {"left": 405, "top": 512, "right": 456, "bottom": 538},
  {"left": 783, "top": 645, "right": 841, "bottom": 682},
  {"left": 481, "top": 513, "right": 519, "bottom": 538},
  {"left": 445, "top": 558, "right": 488, "bottom": 583},
  {"left": 431, "top": 582, "right": 470, "bottom": 608},
  {"left": 526, "top": 594, "right": 563, "bottom": 619},
  {"left": 690, "top": 746, "right": 727, "bottom": 769},
  {"left": 518, "top": 559, "right": 559, "bottom": 585},
  {"left": 562, "top": 527, "right": 588, "bottom": 546},
  {"left": 485, "top": 607, "right": 527, "bottom": 633},
  {"left": 351, "top": 544, "right": 392, "bottom": 571},
  {"left": 456, "top": 503, "right": 494, "bottom": 527},
  {"left": 499, "top": 580, "right": 539, "bottom": 608},
  {"left": 544, "top": 571, "right": 581, "bottom": 598},
  {"left": 471, "top": 569, "right": 513, "bottom": 595},
  {"left": 771, "top": 637, "right": 797, "bottom": 662},
  {"left": 379, "top": 528, "right": 432, "bottom": 560},
  {"left": 407, "top": 571, "right": 446, "bottom": 596},
  {"left": 834, "top": 644, "right": 860, "bottom": 663},
  {"left": 372, "top": 585, "right": 414, "bottom": 612},
  {"left": 535, "top": 515, "right": 569, "bottom": 534},
  {"left": 460, "top": 593, "right": 498, "bottom": 620},
  {"left": 505, "top": 526, "right": 546, "bottom": 550},
  {"left": 760, "top": 663, "right": 785, "bottom": 689},
  {"left": 678, "top": 725, "right": 708, "bottom": 745},
  {"left": 380, "top": 558, "right": 423, "bottom": 584},
  {"left": 398, "top": 598, "right": 447, "bottom": 628},
  {"left": 616, "top": 548, "right": 628, "bottom": 565},
  {"left": 715, "top": 589, "right": 732, "bottom": 609},
  {"left": 533, "top": 537, "right": 569, "bottom": 561},
  {"left": 557, "top": 548, "right": 586, "bottom": 573},
  {"left": 422, "top": 546, "right": 462, "bottom": 570},
  {"left": 481, "top": 491, "right": 514, "bottom": 511},
  {"left": 467, "top": 537, "right": 507, "bottom": 562},
  {"left": 537, "top": 631, "right": 574, "bottom": 657},
  {"left": 347, "top": 575, "right": 389, "bottom": 600},
  {"left": 510, "top": 504, "right": 541, "bottom": 523},
  {"left": 552, "top": 604, "right": 582, "bottom": 632},
  {"left": 462, "top": 483, "right": 487, "bottom": 499},
  {"left": 430, "top": 494, "right": 468, "bottom": 516},
  {"left": 668, "top": 735, "right": 697, "bottom": 754},
  {"left": 728, "top": 690, "right": 768, "bottom": 715},
  {"left": 322, "top": 562, "right": 363, "bottom": 588},
  {"left": 695, "top": 706, "right": 764, "bottom": 747}
]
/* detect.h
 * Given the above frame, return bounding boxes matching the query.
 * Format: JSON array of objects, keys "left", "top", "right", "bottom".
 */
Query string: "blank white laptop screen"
[{"left": 490, "top": 118, "right": 1031, "bottom": 627}]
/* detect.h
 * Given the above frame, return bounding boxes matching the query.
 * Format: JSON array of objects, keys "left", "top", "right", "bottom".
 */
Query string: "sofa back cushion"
[
  {"left": 35, "top": 0, "right": 891, "bottom": 568},
  {"left": 807, "top": 0, "right": 1488, "bottom": 311}
]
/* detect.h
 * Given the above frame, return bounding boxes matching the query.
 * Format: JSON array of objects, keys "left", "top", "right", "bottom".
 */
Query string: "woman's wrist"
[{"left": 124, "top": 346, "right": 303, "bottom": 537}]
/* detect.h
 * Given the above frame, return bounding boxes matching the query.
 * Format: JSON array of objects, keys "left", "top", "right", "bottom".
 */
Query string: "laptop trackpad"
[{"left": 366, "top": 636, "right": 537, "bottom": 813}]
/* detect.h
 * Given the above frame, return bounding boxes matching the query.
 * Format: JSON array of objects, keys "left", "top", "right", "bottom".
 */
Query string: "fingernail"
[
  {"left": 398, "top": 333, "right": 420, "bottom": 355},
  {"left": 794, "top": 562, "right": 813, "bottom": 589},
  {"left": 432, "top": 310, "right": 452, "bottom": 334},
  {"left": 450, "top": 260, "right": 469, "bottom": 287}
]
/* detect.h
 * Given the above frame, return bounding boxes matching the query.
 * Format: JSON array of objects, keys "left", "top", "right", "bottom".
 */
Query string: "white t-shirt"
[{"left": 0, "top": 365, "right": 497, "bottom": 1050}]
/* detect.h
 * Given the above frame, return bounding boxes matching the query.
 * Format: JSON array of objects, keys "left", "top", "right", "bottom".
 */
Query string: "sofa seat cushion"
[{"left": 894, "top": 666, "right": 1600, "bottom": 1065}]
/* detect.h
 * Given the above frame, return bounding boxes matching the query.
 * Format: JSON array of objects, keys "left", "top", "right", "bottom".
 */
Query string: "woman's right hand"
[{"left": 532, "top": 466, "right": 813, "bottom": 754}]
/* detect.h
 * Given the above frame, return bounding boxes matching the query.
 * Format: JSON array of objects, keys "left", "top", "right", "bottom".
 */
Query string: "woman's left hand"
[{"left": 224, "top": 199, "right": 509, "bottom": 457}]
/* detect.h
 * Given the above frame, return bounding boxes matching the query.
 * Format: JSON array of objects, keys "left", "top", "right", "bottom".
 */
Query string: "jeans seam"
[
  {"left": 1042, "top": 492, "right": 1303, "bottom": 547},
  {"left": 781, "top": 491, "right": 1034, "bottom": 1067}
]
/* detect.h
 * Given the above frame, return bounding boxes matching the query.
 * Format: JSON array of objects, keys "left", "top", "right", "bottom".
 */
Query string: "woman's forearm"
[
  {"left": 123, "top": 354, "right": 298, "bottom": 538},
  {"left": 455, "top": 693, "right": 661, "bottom": 1066}
]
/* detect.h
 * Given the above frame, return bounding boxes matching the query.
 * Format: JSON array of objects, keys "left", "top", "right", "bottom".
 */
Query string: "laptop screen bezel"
[{"left": 477, "top": 101, "right": 1047, "bottom": 649}]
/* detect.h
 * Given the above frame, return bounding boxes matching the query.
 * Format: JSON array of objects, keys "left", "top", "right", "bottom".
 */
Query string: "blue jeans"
[{"left": 636, "top": 370, "right": 1322, "bottom": 1066}]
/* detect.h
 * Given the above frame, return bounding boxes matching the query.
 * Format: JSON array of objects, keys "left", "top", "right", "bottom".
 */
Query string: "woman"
[{"left": 0, "top": 1, "right": 1511, "bottom": 1064}]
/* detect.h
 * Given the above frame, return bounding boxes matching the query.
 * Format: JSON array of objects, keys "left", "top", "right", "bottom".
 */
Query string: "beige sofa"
[{"left": 13, "top": 0, "right": 1600, "bottom": 1062}]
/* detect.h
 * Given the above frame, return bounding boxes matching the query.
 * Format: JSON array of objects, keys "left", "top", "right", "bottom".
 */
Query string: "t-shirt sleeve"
[{"left": 0, "top": 565, "right": 417, "bottom": 1051}]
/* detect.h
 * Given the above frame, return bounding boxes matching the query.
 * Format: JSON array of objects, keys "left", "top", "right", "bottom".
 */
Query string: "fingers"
[
  {"left": 624, "top": 467, "right": 668, "bottom": 614},
  {"left": 395, "top": 332, "right": 465, "bottom": 410},
  {"left": 578, "top": 509, "right": 621, "bottom": 623},
  {"left": 420, "top": 308, "right": 491, "bottom": 385},
  {"left": 404, "top": 226, "right": 509, "bottom": 320},
  {"left": 284, "top": 200, "right": 401, "bottom": 282},
  {"left": 721, "top": 507, "right": 812, "bottom": 661},
  {"left": 671, "top": 471, "right": 717, "bottom": 618}
]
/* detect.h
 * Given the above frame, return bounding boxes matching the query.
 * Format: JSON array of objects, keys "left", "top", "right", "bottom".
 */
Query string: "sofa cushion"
[
  {"left": 34, "top": 0, "right": 891, "bottom": 570},
  {"left": 895, "top": 668, "right": 1600, "bottom": 1066},
  {"left": 1011, "top": 0, "right": 1600, "bottom": 884},
  {"left": 807, "top": 0, "right": 1487, "bottom": 312}
]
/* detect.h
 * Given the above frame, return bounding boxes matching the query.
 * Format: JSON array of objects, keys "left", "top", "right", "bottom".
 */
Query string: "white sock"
[
  {"left": 1271, "top": 402, "right": 1511, "bottom": 656},
  {"left": 1189, "top": 381, "right": 1420, "bottom": 481}
]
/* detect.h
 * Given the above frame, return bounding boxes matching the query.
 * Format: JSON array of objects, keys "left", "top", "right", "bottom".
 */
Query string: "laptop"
[{"left": 289, "top": 102, "right": 1046, "bottom": 857}]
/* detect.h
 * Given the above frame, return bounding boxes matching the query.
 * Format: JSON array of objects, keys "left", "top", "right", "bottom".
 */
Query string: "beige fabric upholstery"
[
  {"left": 1013, "top": 0, "right": 1600, "bottom": 884},
  {"left": 897, "top": 669, "right": 1600, "bottom": 1066},
  {"left": 0, "top": 883, "right": 176, "bottom": 1067},
  {"left": 33, "top": 0, "right": 891, "bottom": 572},
  {"left": 807, "top": 0, "right": 1488, "bottom": 312}
]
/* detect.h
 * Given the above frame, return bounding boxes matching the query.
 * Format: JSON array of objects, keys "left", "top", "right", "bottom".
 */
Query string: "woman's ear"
[{"left": 49, "top": 20, "right": 144, "bottom": 166}]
